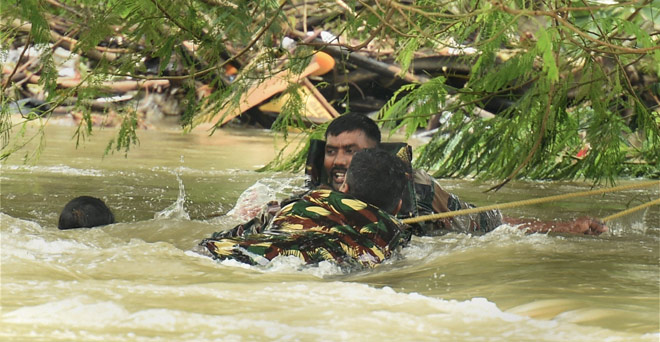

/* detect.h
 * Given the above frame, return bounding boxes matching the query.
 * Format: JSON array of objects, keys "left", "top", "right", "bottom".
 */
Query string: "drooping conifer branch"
[{"left": 0, "top": 0, "right": 657, "bottom": 183}]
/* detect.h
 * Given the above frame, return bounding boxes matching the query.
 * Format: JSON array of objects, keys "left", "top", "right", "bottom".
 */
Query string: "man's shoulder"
[
  {"left": 284, "top": 189, "right": 398, "bottom": 221},
  {"left": 303, "top": 189, "right": 372, "bottom": 211},
  {"left": 281, "top": 188, "right": 355, "bottom": 211},
  {"left": 412, "top": 168, "right": 435, "bottom": 186}
]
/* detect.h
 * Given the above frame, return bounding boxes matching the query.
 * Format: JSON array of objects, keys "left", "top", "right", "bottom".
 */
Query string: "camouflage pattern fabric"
[
  {"left": 305, "top": 139, "right": 418, "bottom": 217},
  {"left": 200, "top": 189, "right": 411, "bottom": 268},
  {"left": 304, "top": 139, "right": 503, "bottom": 236},
  {"left": 411, "top": 169, "right": 503, "bottom": 235}
]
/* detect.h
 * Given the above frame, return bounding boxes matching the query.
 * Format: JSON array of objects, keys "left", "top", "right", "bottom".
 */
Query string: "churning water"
[{"left": 1, "top": 123, "right": 658, "bottom": 341}]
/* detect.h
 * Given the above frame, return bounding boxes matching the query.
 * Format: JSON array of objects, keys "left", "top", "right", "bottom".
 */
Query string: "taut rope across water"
[
  {"left": 401, "top": 180, "right": 660, "bottom": 224},
  {"left": 601, "top": 197, "right": 660, "bottom": 222}
]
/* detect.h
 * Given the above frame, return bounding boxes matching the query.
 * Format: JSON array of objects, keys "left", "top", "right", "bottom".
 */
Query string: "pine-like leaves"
[{"left": 0, "top": 0, "right": 657, "bottom": 183}]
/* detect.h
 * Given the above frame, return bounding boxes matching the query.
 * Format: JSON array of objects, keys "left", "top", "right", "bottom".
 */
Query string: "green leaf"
[{"left": 535, "top": 28, "right": 558, "bottom": 82}]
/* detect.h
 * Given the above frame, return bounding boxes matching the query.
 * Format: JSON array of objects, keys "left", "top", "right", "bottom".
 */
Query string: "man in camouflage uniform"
[
  {"left": 201, "top": 114, "right": 606, "bottom": 266},
  {"left": 314, "top": 113, "right": 503, "bottom": 235},
  {"left": 309, "top": 113, "right": 606, "bottom": 235},
  {"left": 199, "top": 148, "right": 411, "bottom": 268}
]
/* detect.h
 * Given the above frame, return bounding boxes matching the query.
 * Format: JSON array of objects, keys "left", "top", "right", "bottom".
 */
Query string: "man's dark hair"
[
  {"left": 325, "top": 113, "right": 381, "bottom": 144},
  {"left": 345, "top": 148, "right": 407, "bottom": 214},
  {"left": 58, "top": 196, "right": 115, "bottom": 229}
]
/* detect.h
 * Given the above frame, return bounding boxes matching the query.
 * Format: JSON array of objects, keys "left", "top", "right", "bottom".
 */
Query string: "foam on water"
[
  {"left": 0, "top": 162, "right": 271, "bottom": 183},
  {"left": 148, "top": 165, "right": 245, "bottom": 177},
  {"left": 401, "top": 223, "right": 555, "bottom": 263},
  {"left": 3, "top": 295, "right": 130, "bottom": 327},
  {"left": 1, "top": 214, "right": 90, "bottom": 261},
  {"left": 2, "top": 176, "right": 657, "bottom": 341},
  {"left": 0, "top": 164, "right": 104, "bottom": 176},
  {"left": 1, "top": 280, "right": 653, "bottom": 342}
]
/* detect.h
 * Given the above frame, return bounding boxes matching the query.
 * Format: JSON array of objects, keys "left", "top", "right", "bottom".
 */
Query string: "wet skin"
[{"left": 323, "top": 130, "right": 378, "bottom": 191}]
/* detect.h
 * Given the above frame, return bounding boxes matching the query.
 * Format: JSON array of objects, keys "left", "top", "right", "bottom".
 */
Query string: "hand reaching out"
[
  {"left": 570, "top": 217, "right": 608, "bottom": 235},
  {"left": 503, "top": 216, "right": 608, "bottom": 235}
]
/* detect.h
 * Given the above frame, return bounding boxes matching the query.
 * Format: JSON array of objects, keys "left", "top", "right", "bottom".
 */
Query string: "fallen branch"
[
  {"left": 8, "top": 19, "right": 121, "bottom": 61},
  {"left": 3, "top": 68, "right": 170, "bottom": 93}
]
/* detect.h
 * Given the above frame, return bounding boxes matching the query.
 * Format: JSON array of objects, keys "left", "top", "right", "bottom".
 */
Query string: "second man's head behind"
[{"left": 340, "top": 148, "right": 407, "bottom": 215}]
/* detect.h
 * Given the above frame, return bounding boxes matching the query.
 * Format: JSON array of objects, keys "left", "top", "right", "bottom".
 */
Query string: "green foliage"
[
  {"left": 271, "top": 83, "right": 306, "bottom": 137},
  {"left": 395, "top": 38, "right": 419, "bottom": 77},
  {"left": 379, "top": 78, "right": 447, "bottom": 138},
  {"left": 0, "top": 0, "right": 657, "bottom": 183},
  {"left": 535, "top": 28, "right": 558, "bottom": 82},
  {"left": 105, "top": 109, "right": 140, "bottom": 156}
]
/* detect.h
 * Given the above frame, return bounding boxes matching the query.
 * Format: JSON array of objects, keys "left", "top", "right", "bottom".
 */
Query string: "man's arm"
[
  {"left": 420, "top": 171, "right": 607, "bottom": 236},
  {"left": 502, "top": 216, "right": 608, "bottom": 235},
  {"left": 412, "top": 169, "right": 503, "bottom": 234}
]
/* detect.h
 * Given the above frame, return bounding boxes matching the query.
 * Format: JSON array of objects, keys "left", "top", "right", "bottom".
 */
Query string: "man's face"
[{"left": 323, "top": 130, "right": 378, "bottom": 190}]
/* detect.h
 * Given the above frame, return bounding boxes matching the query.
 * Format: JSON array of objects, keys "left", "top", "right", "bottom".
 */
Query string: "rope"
[
  {"left": 401, "top": 180, "right": 660, "bottom": 224},
  {"left": 601, "top": 197, "right": 660, "bottom": 222}
]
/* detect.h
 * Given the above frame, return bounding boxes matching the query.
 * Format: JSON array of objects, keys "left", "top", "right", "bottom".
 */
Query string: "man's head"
[
  {"left": 58, "top": 196, "right": 115, "bottom": 229},
  {"left": 323, "top": 113, "right": 381, "bottom": 190},
  {"left": 339, "top": 148, "right": 407, "bottom": 214}
]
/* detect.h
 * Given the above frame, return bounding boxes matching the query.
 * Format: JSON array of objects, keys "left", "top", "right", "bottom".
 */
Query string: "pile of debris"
[
  {"left": 3, "top": 4, "right": 654, "bottom": 134},
  {"left": 2, "top": 15, "right": 488, "bottom": 132}
]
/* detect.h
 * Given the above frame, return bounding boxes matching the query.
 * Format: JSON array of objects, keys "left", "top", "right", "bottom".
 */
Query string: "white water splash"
[
  {"left": 225, "top": 175, "right": 306, "bottom": 221},
  {"left": 154, "top": 172, "right": 190, "bottom": 220},
  {"left": 225, "top": 182, "right": 276, "bottom": 221}
]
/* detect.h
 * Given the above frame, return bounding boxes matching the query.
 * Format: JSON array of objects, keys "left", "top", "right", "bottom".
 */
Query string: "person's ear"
[
  {"left": 339, "top": 182, "right": 349, "bottom": 193},
  {"left": 393, "top": 199, "right": 402, "bottom": 215}
]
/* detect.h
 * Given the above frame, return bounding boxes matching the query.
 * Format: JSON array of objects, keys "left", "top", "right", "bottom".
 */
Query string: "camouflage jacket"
[
  {"left": 200, "top": 189, "right": 411, "bottom": 268},
  {"left": 410, "top": 169, "right": 503, "bottom": 235},
  {"left": 303, "top": 139, "right": 502, "bottom": 236}
]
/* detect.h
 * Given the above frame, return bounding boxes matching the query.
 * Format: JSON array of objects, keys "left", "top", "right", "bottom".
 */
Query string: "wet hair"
[
  {"left": 58, "top": 196, "right": 115, "bottom": 229},
  {"left": 325, "top": 113, "right": 381, "bottom": 144},
  {"left": 345, "top": 148, "right": 407, "bottom": 214}
]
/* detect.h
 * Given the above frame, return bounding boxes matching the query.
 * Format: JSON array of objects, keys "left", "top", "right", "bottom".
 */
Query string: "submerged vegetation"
[{"left": 1, "top": 0, "right": 658, "bottom": 185}]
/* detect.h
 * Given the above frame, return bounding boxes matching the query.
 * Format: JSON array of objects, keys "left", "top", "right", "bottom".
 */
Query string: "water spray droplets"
[{"left": 154, "top": 170, "right": 190, "bottom": 220}]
